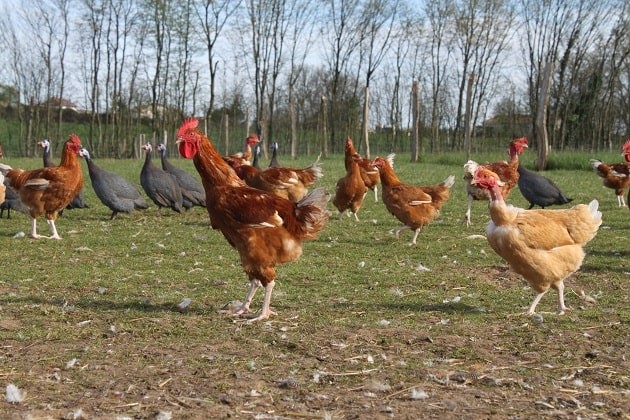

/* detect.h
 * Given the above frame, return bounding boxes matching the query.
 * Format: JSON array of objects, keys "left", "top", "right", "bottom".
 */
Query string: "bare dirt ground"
[{"left": 1, "top": 265, "right": 628, "bottom": 419}]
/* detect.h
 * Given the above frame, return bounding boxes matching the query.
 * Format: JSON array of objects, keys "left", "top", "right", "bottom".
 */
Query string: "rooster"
[
  {"left": 373, "top": 154, "right": 454, "bottom": 245},
  {"left": 224, "top": 134, "right": 260, "bottom": 166},
  {"left": 589, "top": 139, "right": 630, "bottom": 207},
  {"left": 0, "top": 134, "right": 83, "bottom": 239},
  {"left": 344, "top": 137, "right": 380, "bottom": 202},
  {"left": 472, "top": 167, "right": 601, "bottom": 316},
  {"left": 333, "top": 152, "right": 368, "bottom": 221},
  {"left": 176, "top": 118, "right": 330, "bottom": 322},
  {"left": 463, "top": 137, "right": 528, "bottom": 226},
  {"left": 226, "top": 155, "right": 323, "bottom": 203}
]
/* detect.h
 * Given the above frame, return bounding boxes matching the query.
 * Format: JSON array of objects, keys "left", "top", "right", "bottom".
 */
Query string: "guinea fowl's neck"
[{"left": 144, "top": 149, "right": 153, "bottom": 166}]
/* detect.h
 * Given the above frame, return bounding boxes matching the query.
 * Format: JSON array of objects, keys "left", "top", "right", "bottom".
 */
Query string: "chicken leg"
[
  {"left": 232, "top": 279, "right": 261, "bottom": 316},
  {"left": 525, "top": 280, "right": 569, "bottom": 316},
  {"left": 46, "top": 219, "right": 62, "bottom": 240},
  {"left": 232, "top": 279, "right": 277, "bottom": 322}
]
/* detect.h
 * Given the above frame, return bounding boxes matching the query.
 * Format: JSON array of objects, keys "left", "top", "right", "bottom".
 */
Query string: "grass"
[{"left": 0, "top": 150, "right": 628, "bottom": 418}]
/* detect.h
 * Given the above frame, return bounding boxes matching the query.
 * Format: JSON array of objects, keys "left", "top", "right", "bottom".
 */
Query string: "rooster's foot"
[{"left": 244, "top": 309, "right": 277, "bottom": 323}]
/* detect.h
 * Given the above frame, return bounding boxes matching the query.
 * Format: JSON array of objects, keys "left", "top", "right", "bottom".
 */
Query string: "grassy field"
[{"left": 0, "top": 149, "right": 628, "bottom": 419}]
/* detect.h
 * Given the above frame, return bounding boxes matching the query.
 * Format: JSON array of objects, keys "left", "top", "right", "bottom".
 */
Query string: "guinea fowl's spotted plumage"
[
  {"left": 80, "top": 148, "right": 149, "bottom": 219},
  {"left": 140, "top": 143, "right": 184, "bottom": 213},
  {"left": 157, "top": 143, "right": 205, "bottom": 209}
]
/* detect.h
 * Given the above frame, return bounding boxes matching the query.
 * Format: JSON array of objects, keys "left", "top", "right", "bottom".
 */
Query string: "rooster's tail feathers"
[
  {"left": 296, "top": 187, "right": 330, "bottom": 239},
  {"left": 297, "top": 187, "right": 329, "bottom": 210},
  {"left": 308, "top": 155, "right": 324, "bottom": 179},
  {"left": 442, "top": 175, "right": 455, "bottom": 188},
  {"left": 386, "top": 153, "right": 395, "bottom": 168},
  {"left": 0, "top": 162, "right": 12, "bottom": 175},
  {"left": 588, "top": 199, "right": 602, "bottom": 223}
]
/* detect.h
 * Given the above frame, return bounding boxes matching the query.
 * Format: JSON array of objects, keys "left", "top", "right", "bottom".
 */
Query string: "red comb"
[
  {"left": 623, "top": 139, "right": 630, "bottom": 151},
  {"left": 69, "top": 134, "right": 81, "bottom": 145},
  {"left": 178, "top": 117, "right": 199, "bottom": 137}
]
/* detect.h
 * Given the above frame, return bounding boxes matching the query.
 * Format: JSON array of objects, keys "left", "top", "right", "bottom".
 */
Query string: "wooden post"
[
  {"left": 320, "top": 95, "right": 328, "bottom": 158},
  {"left": 222, "top": 112, "right": 229, "bottom": 155}
]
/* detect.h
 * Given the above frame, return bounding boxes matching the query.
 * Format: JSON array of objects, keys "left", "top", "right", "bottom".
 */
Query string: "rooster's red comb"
[
  {"left": 69, "top": 134, "right": 81, "bottom": 145},
  {"left": 178, "top": 117, "right": 199, "bottom": 137},
  {"left": 623, "top": 138, "right": 630, "bottom": 152},
  {"left": 515, "top": 136, "right": 528, "bottom": 144}
]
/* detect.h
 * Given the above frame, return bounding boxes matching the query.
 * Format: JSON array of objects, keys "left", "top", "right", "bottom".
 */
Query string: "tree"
[
  {"left": 452, "top": 0, "right": 515, "bottom": 149},
  {"left": 194, "top": 0, "right": 241, "bottom": 122},
  {"left": 358, "top": 0, "right": 398, "bottom": 158}
]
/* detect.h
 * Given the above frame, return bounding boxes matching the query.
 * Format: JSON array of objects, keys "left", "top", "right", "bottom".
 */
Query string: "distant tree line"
[{"left": 0, "top": 0, "right": 628, "bottom": 167}]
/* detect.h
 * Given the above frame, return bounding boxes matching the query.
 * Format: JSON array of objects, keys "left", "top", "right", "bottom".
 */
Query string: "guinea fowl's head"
[
  {"left": 157, "top": 143, "right": 167, "bottom": 154},
  {"left": 471, "top": 167, "right": 504, "bottom": 190},
  {"left": 141, "top": 143, "right": 153, "bottom": 153},
  {"left": 38, "top": 138, "right": 51, "bottom": 150},
  {"left": 176, "top": 117, "right": 201, "bottom": 159},
  {"left": 78, "top": 148, "right": 91, "bottom": 160},
  {"left": 622, "top": 139, "right": 630, "bottom": 163}
]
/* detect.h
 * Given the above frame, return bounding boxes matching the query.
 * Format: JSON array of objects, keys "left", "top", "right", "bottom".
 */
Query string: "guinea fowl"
[
  {"left": 157, "top": 143, "right": 205, "bottom": 209},
  {"left": 38, "top": 138, "right": 89, "bottom": 210},
  {"left": 140, "top": 143, "right": 184, "bottom": 213},
  {"left": 0, "top": 183, "right": 28, "bottom": 219},
  {"left": 517, "top": 165, "right": 572, "bottom": 209},
  {"left": 79, "top": 148, "right": 149, "bottom": 219},
  {"left": 268, "top": 142, "right": 281, "bottom": 168}
]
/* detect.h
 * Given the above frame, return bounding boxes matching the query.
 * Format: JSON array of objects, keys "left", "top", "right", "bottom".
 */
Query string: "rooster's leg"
[
  {"left": 233, "top": 279, "right": 260, "bottom": 315},
  {"left": 247, "top": 281, "right": 277, "bottom": 323},
  {"left": 394, "top": 225, "right": 409, "bottom": 240},
  {"left": 373, "top": 186, "right": 378, "bottom": 202},
  {"left": 556, "top": 281, "right": 568, "bottom": 315},
  {"left": 410, "top": 228, "right": 421, "bottom": 246},
  {"left": 29, "top": 217, "right": 44, "bottom": 239},
  {"left": 525, "top": 290, "right": 548, "bottom": 315},
  {"left": 464, "top": 195, "right": 473, "bottom": 227},
  {"left": 47, "top": 219, "right": 61, "bottom": 240},
  {"left": 352, "top": 211, "right": 360, "bottom": 222},
  {"left": 619, "top": 194, "right": 626, "bottom": 207}
]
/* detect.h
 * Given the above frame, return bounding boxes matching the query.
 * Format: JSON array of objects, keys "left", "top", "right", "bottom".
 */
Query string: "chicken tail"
[
  {"left": 588, "top": 199, "right": 602, "bottom": 223},
  {"left": 386, "top": 153, "right": 396, "bottom": 168},
  {"left": 0, "top": 163, "right": 12, "bottom": 175},
  {"left": 295, "top": 187, "right": 330, "bottom": 239},
  {"left": 442, "top": 175, "right": 455, "bottom": 188},
  {"left": 589, "top": 159, "right": 607, "bottom": 177}
]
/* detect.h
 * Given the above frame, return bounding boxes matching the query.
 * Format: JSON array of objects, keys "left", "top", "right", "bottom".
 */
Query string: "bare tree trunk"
[
  {"left": 222, "top": 112, "right": 229, "bottom": 155},
  {"left": 536, "top": 61, "right": 553, "bottom": 170},
  {"left": 362, "top": 87, "right": 370, "bottom": 158},
  {"left": 464, "top": 73, "right": 475, "bottom": 160},
  {"left": 320, "top": 95, "right": 328, "bottom": 158},
  {"left": 411, "top": 80, "right": 419, "bottom": 162},
  {"left": 290, "top": 97, "right": 297, "bottom": 159}
]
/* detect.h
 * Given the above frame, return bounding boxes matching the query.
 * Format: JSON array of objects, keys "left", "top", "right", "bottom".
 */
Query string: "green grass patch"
[{"left": 0, "top": 151, "right": 628, "bottom": 418}]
